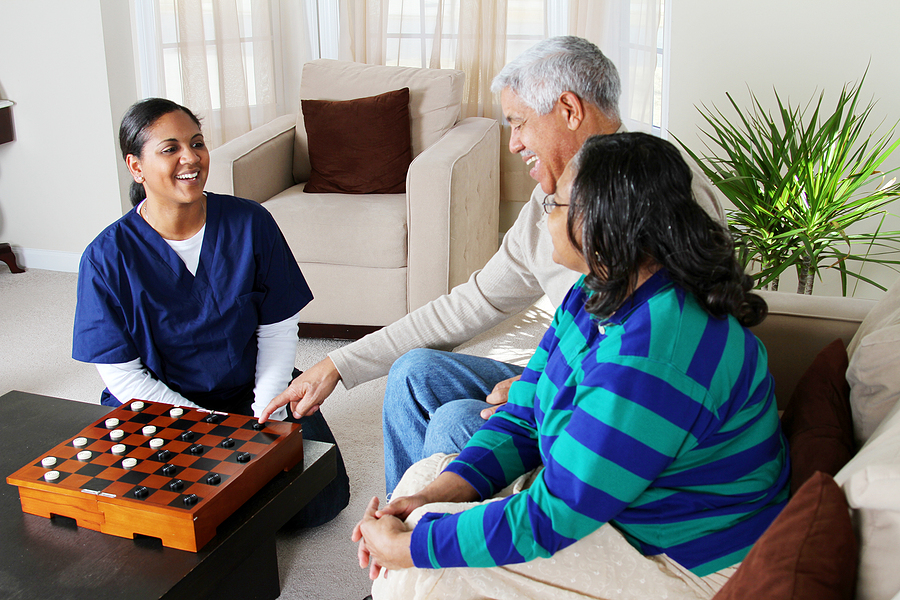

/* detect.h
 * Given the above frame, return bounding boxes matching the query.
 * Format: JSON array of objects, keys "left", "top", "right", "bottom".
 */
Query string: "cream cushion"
[
  {"left": 835, "top": 398, "right": 900, "bottom": 600},
  {"left": 846, "top": 278, "right": 900, "bottom": 445},
  {"left": 265, "top": 188, "right": 407, "bottom": 269},
  {"left": 847, "top": 324, "right": 900, "bottom": 445},
  {"left": 292, "top": 59, "right": 465, "bottom": 183},
  {"left": 847, "top": 276, "right": 900, "bottom": 357}
]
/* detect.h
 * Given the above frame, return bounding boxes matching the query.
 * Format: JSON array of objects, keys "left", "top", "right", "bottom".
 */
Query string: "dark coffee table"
[{"left": 0, "top": 390, "right": 336, "bottom": 600}]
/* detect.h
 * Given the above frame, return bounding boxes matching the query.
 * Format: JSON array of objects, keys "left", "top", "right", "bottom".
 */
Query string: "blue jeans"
[{"left": 382, "top": 349, "right": 525, "bottom": 495}]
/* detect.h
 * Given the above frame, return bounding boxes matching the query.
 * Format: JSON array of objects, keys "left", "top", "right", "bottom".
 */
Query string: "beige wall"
[
  {"left": 0, "top": 0, "right": 137, "bottom": 272},
  {"left": 667, "top": 0, "right": 900, "bottom": 298}
]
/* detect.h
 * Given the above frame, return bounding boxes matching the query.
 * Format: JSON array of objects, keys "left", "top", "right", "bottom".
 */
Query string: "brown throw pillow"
[
  {"left": 301, "top": 87, "right": 412, "bottom": 194},
  {"left": 780, "top": 338, "right": 855, "bottom": 495},
  {"left": 712, "top": 471, "right": 857, "bottom": 600}
]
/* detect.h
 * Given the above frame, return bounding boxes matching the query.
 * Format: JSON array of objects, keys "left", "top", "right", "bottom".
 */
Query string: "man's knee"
[
  {"left": 387, "top": 348, "right": 444, "bottom": 384},
  {"left": 384, "top": 349, "right": 447, "bottom": 417},
  {"left": 424, "top": 399, "right": 490, "bottom": 456}
]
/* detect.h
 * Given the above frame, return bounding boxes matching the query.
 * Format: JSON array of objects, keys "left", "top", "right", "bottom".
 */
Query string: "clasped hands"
[
  {"left": 352, "top": 471, "right": 482, "bottom": 579},
  {"left": 351, "top": 495, "right": 421, "bottom": 580}
]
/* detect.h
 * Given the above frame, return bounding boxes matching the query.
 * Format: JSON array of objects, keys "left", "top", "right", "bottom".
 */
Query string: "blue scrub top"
[{"left": 73, "top": 193, "right": 313, "bottom": 409}]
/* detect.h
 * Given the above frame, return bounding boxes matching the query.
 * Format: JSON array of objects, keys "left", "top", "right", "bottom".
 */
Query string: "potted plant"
[{"left": 676, "top": 73, "right": 900, "bottom": 294}]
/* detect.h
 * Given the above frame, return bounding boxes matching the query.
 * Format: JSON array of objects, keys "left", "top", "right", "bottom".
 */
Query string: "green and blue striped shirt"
[{"left": 410, "top": 272, "right": 789, "bottom": 576}]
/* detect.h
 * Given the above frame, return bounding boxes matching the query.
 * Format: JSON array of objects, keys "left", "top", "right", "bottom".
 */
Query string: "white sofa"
[
  {"left": 831, "top": 278, "right": 900, "bottom": 600},
  {"left": 207, "top": 59, "right": 500, "bottom": 334}
]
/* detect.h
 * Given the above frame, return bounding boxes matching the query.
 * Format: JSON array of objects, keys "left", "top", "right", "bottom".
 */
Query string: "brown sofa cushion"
[
  {"left": 780, "top": 338, "right": 855, "bottom": 495},
  {"left": 301, "top": 88, "right": 412, "bottom": 194},
  {"left": 712, "top": 471, "right": 857, "bottom": 600}
]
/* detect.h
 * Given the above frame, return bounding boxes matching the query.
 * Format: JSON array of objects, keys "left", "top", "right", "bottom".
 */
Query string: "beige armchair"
[{"left": 207, "top": 59, "right": 500, "bottom": 337}]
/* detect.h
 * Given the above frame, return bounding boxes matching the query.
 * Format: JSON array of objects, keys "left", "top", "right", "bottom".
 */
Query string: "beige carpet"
[{"left": 0, "top": 267, "right": 551, "bottom": 599}]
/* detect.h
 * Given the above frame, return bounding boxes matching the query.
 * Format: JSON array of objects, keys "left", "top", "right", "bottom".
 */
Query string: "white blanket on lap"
[{"left": 371, "top": 453, "right": 735, "bottom": 600}]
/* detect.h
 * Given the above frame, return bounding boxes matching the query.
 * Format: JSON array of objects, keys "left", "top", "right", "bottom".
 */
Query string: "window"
[
  {"left": 383, "top": 0, "right": 564, "bottom": 69},
  {"left": 134, "top": 0, "right": 288, "bottom": 146},
  {"left": 381, "top": 0, "right": 669, "bottom": 134},
  {"left": 136, "top": 0, "right": 276, "bottom": 108},
  {"left": 653, "top": 0, "right": 669, "bottom": 135},
  {"left": 134, "top": 0, "right": 669, "bottom": 142}
]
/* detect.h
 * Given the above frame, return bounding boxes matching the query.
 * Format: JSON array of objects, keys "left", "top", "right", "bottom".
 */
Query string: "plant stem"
[{"left": 797, "top": 258, "right": 815, "bottom": 294}]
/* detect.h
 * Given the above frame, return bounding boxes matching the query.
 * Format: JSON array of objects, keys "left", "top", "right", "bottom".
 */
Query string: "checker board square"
[
  {"left": 81, "top": 478, "right": 117, "bottom": 493},
  {"left": 76, "top": 463, "right": 107, "bottom": 478},
  {"left": 166, "top": 418, "right": 196, "bottom": 431},
  {"left": 208, "top": 425, "right": 239, "bottom": 438},
  {"left": 117, "top": 470, "right": 151, "bottom": 485},
  {"left": 127, "top": 412, "right": 157, "bottom": 425}
]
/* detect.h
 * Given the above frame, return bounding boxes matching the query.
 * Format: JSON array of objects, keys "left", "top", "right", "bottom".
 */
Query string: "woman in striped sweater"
[{"left": 353, "top": 132, "right": 789, "bottom": 600}]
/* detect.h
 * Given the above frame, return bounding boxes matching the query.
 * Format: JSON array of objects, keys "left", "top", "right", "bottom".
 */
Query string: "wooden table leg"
[{"left": 0, "top": 242, "right": 24, "bottom": 273}]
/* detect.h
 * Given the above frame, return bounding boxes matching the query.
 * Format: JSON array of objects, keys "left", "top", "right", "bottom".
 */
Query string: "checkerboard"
[{"left": 6, "top": 399, "right": 303, "bottom": 551}]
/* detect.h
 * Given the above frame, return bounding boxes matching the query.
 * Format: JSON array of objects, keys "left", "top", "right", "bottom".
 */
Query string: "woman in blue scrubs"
[{"left": 73, "top": 98, "right": 348, "bottom": 527}]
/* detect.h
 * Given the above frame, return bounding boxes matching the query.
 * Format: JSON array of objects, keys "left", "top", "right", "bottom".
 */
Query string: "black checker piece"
[
  {"left": 156, "top": 464, "right": 180, "bottom": 477},
  {"left": 126, "top": 486, "right": 153, "bottom": 500},
  {"left": 150, "top": 449, "right": 175, "bottom": 462},
  {"left": 169, "top": 494, "right": 202, "bottom": 508},
  {"left": 224, "top": 452, "right": 254, "bottom": 465}
]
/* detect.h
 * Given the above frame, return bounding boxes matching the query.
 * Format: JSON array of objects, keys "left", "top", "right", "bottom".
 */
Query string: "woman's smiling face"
[{"left": 126, "top": 109, "right": 209, "bottom": 207}]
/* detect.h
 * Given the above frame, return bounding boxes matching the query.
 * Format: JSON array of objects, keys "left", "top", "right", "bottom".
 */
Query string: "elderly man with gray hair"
[{"left": 261, "top": 36, "right": 724, "bottom": 494}]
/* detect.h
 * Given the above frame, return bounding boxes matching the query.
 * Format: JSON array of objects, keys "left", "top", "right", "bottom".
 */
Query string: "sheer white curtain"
[
  {"left": 336, "top": 0, "right": 661, "bottom": 129},
  {"left": 136, "top": 0, "right": 660, "bottom": 144},
  {"left": 135, "top": 0, "right": 316, "bottom": 148},
  {"left": 569, "top": 0, "right": 661, "bottom": 133}
]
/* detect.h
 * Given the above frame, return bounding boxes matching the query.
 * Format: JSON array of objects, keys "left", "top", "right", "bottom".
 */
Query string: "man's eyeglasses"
[{"left": 541, "top": 195, "right": 569, "bottom": 215}]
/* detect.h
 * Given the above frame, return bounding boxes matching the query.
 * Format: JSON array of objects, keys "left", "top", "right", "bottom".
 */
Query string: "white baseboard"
[{"left": 14, "top": 247, "right": 81, "bottom": 273}]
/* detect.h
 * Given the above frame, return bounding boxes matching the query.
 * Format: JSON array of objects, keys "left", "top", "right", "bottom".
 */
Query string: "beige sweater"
[{"left": 329, "top": 148, "right": 725, "bottom": 389}]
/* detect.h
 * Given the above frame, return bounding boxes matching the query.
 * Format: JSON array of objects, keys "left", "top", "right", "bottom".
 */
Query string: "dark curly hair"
[
  {"left": 119, "top": 98, "right": 202, "bottom": 207},
  {"left": 566, "top": 132, "right": 766, "bottom": 327}
]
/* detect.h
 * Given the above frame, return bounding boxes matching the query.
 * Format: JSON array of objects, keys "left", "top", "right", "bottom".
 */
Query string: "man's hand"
[
  {"left": 352, "top": 496, "right": 414, "bottom": 579},
  {"left": 258, "top": 357, "right": 341, "bottom": 423},
  {"left": 480, "top": 375, "right": 521, "bottom": 419}
]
